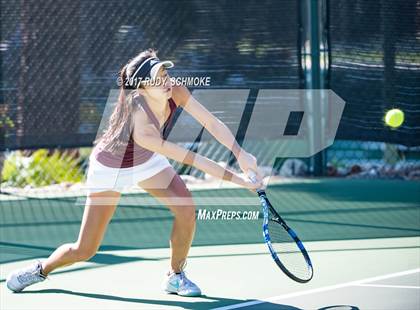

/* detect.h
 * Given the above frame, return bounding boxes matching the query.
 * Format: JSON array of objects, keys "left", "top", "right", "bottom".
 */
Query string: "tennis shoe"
[
  {"left": 162, "top": 270, "right": 201, "bottom": 297},
  {"left": 6, "top": 260, "right": 48, "bottom": 292}
]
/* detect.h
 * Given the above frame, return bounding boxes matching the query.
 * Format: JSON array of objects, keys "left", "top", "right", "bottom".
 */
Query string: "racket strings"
[{"left": 268, "top": 217, "right": 312, "bottom": 281}]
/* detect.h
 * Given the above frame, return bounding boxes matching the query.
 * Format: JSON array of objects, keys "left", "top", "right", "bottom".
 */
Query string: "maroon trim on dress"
[
  {"left": 93, "top": 98, "right": 177, "bottom": 168},
  {"left": 163, "top": 98, "right": 177, "bottom": 134},
  {"left": 141, "top": 97, "right": 177, "bottom": 132}
]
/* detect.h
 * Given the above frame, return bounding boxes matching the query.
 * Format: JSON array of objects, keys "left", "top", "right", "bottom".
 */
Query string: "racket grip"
[{"left": 247, "top": 170, "right": 265, "bottom": 194}]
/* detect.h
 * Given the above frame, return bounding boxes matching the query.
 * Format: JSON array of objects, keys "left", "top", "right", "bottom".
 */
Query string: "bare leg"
[
  {"left": 138, "top": 167, "right": 196, "bottom": 272},
  {"left": 41, "top": 191, "right": 120, "bottom": 275}
]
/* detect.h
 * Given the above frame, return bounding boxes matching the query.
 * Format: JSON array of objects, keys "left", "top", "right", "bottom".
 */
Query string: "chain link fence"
[
  {"left": 1, "top": 0, "right": 419, "bottom": 196},
  {"left": 324, "top": 0, "right": 420, "bottom": 180}
]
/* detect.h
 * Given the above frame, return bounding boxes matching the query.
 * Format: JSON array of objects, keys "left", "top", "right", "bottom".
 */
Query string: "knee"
[{"left": 71, "top": 243, "right": 98, "bottom": 261}]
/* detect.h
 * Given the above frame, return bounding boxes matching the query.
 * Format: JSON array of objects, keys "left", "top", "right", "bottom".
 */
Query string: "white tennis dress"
[{"left": 85, "top": 97, "right": 177, "bottom": 194}]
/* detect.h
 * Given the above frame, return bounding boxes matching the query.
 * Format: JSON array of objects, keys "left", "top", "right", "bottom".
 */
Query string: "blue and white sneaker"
[
  {"left": 162, "top": 270, "right": 202, "bottom": 297},
  {"left": 6, "top": 260, "right": 48, "bottom": 292}
]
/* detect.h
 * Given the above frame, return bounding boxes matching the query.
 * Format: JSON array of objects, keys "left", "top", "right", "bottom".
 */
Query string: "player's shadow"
[
  {"left": 19, "top": 288, "right": 303, "bottom": 309},
  {"left": 319, "top": 307, "right": 360, "bottom": 310}
]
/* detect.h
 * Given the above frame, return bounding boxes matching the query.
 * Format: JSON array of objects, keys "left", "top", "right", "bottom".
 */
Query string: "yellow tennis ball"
[{"left": 385, "top": 109, "right": 404, "bottom": 128}]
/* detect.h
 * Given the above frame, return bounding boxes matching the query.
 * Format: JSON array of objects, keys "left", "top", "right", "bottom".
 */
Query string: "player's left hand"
[{"left": 237, "top": 150, "right": 263, "bottom": 185}]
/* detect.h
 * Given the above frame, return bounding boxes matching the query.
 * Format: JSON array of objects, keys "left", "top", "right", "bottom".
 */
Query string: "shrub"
[{"left": 2, "top": 149, "right": 84, "bottom": 187}]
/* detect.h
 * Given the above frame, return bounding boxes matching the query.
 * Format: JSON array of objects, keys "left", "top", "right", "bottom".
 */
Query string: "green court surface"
[{"left": 1, "top": 179, "right": 419, "bottom": 309}]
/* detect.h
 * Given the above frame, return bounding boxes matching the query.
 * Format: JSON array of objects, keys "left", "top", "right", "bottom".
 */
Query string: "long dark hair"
[{"left": 93, "top": 48, "right": 158, "bottom": 154}]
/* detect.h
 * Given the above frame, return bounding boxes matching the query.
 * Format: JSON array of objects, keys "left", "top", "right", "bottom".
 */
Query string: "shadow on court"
[{"left": 16, "top": 289, "right": 303, "bottom": 310}]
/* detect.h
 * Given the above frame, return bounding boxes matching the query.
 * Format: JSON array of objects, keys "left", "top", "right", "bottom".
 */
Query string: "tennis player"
[{"left": 6, "top": 49, "right": 262, "bottom": 297}]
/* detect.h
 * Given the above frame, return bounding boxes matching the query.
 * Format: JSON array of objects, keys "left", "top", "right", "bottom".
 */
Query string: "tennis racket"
[{"left": 248, "top": 171, "right": 313, "bottom": 283}]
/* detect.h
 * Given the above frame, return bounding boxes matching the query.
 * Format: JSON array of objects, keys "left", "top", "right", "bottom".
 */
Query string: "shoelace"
[
  {"left": 167, "top": 259, "right": 197, "bottom": 290},
  {"left": 17, "top": 269, "right": 42, "bottom": 284},
  {"left": 178, "top": 272, "right": 195, "bottom": 289},
  {"left": 17, "top": 263, "right": 47, "bottom": 284}
]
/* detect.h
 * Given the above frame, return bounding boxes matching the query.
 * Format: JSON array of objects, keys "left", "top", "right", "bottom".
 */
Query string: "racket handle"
[{"left": 247, "top": 170, "right": 266, "bottom": 194}]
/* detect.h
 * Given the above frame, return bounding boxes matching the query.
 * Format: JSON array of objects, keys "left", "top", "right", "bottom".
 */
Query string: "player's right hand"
[{"left": 243, "top": 178, "right": 263, "bottom": 192}]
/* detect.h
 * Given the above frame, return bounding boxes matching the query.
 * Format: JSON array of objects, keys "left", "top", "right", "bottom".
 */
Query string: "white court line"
[
  {"left": 212, "top": 268, "right": 420, "bottom": 310},
  {"left": 356, "top": 284, "right": 420, "bottom": 289}
]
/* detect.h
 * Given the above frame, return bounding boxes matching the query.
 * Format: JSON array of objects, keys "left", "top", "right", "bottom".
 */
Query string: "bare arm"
[
  {"left": 132, "top": 116, "right": 259, "bottom": 189},
  {"left": 173, "top": 85, "right": 261, "bottom": 179},
  {"left": 175, "top": 86, "right": 242, "bottom": 157}
]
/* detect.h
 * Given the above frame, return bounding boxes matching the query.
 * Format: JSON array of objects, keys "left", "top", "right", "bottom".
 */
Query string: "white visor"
[{"left": 149, "top": 60, "right": 174, "bottom": 80}]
